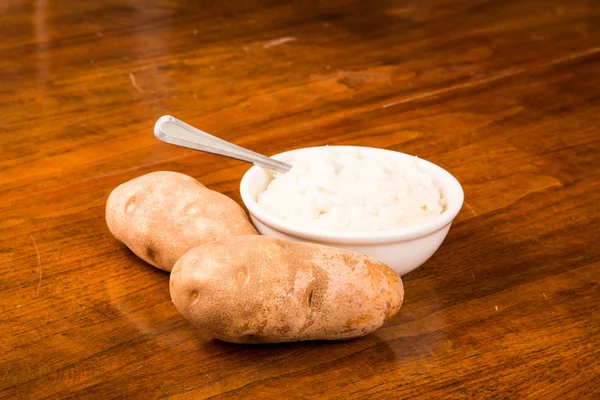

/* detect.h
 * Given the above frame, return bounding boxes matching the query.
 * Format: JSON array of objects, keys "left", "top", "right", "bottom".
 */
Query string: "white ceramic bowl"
[{"left": 240, "top": 146, "right": 464, "bottom": 276}]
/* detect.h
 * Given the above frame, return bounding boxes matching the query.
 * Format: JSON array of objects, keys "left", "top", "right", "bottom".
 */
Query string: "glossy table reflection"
[{"left": 1, "top": 0, "right": 599, "bottom": 398}]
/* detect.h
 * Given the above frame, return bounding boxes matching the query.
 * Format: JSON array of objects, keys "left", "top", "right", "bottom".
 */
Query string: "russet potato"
[
  {"left": 106, "top": 171, "right": 258, "bottom": 271},
  {"left": 170, "top": 235, "right": 404, "bottom": 343}
]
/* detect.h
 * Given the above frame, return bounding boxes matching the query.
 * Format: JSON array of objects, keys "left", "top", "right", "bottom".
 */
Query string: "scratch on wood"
[
  {"left": 340, "top": 342, "right": 359, "bottom": 351},
  {"left": 471, "top": 272, "right": 475, "bottom": 281},
  {"left": 30, "top": 235, "right": 42, "bottom": 297},
  {"left": 543, "top": 293, "right": 548, "bottom": 300},
  {"left": 495, "top": 305, "right": 499, "bottom": 312},
  {"left": 128, "top": 72, "right": 143, "bottom": 92},
  {"left": 464, "top": 202, "right": 478, "bottom": 216},
  {"left": 277, "top": 350, "right": 298, "bottom": 361},
  {"left": 369, "top": 46, "right": 600, "bottom": 113},
  {"left": 262, "top": 36, "right": 297, "bottom": 49},
  {"left": 546, "top": 46, "right": 600, "bottom": 66},
  {"left": 366, "top": 67, "right": 524, "bottom": 112}
]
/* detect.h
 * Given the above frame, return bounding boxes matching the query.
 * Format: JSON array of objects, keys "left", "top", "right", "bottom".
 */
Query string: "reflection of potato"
[
  {"left": 170, "top": 235, "right": 404, "bottom": 344},
  {"left": 105, "top": 171, "right": 258, "bottom": 272}
]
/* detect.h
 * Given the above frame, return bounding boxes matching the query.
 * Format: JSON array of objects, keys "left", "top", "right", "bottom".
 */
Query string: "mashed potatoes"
[{"left": 256, "top": 148, "right": 446, "bottom": 233}]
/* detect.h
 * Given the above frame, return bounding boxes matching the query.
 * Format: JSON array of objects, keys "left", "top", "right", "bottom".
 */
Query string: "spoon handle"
[{"left": 153, "top": 115, "right": 292, "bottom": 173}]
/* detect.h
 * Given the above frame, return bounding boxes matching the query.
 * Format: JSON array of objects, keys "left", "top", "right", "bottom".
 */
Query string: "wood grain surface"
[{"left": 1, "top": 0, "right": 599, "bottom": 398}]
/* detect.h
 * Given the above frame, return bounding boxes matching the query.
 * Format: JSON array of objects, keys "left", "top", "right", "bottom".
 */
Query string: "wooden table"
[{"left": 2, "top": 0, "right": 599, "bottom": 398}]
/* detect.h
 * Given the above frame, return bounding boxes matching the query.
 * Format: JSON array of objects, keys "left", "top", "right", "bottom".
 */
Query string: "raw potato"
[
  {"left": 106, "top": 171, "right": 258, "bottom": 272},
  {"left": 170, "top": 235, "right": 404, "bottom": 343}
]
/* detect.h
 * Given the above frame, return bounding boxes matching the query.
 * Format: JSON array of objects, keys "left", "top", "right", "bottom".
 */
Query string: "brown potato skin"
[
  {"left": 105, "top": 171, "right": 258, "bottom": 272},
  {"left": 170, "top": 235, "right": 404, "bottom": 343}
]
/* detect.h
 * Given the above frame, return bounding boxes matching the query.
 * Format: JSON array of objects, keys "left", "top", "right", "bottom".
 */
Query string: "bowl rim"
[{"left": 240, "top": 145, "right": 464, "bottom": 245}]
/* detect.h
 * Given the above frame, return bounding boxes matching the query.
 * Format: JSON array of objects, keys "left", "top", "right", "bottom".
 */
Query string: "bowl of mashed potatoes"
[{"left": 240, "top": 146, "right": 464, "bottom": 276}]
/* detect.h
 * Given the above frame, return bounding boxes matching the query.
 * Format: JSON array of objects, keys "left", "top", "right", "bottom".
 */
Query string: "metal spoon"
[{"left": 153, "top": 115, "right": 292, "bottom": 173}]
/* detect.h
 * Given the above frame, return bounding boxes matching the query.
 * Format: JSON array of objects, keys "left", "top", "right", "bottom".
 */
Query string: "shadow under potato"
[{"left": 209, "top": 331, "right": 399, "bottom": 364}]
